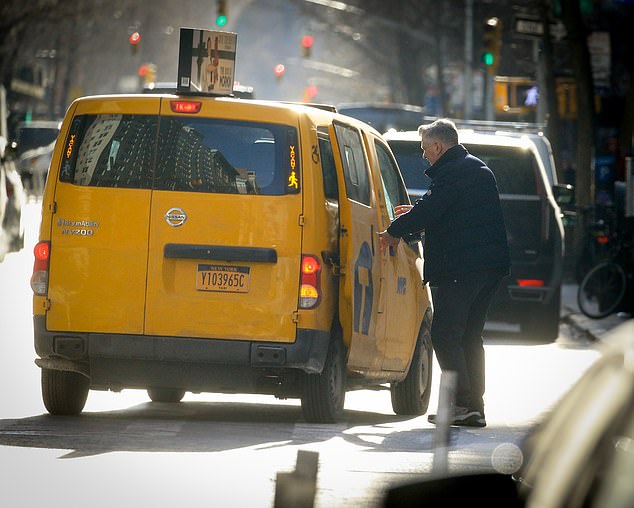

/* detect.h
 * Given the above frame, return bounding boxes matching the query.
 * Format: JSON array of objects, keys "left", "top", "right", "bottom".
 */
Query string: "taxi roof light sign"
[{"left": 177, "top": 27, "right": 237, "bottom": 96}]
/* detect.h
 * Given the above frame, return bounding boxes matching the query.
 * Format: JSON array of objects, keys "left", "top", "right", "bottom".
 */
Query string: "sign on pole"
[{"left": 177, "top": 28, "right": 237, "bottom": 95}]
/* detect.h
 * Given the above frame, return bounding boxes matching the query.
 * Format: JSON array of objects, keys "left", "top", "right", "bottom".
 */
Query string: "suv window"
[
  {"left": 463, "top": 144, "right": 538, "bottom": 196},
  {"left": 389, "top": 140, "right": 539, "bottom": 197},
  {"left": 334, "top": 123, "right": 371, "bottom": 205},
  {"left": 388, "top": 139, "right": 431, "bottom": 193},
  {"left": 60, "top": 114, "right": 300, "bottom": 195},
  {"left": 375, "top": 141, "right": 409, "bottom": 219}
]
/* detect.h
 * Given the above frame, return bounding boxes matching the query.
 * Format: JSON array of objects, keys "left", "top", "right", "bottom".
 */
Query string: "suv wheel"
[
  {"left": 301, "top": 338, "right": 346, "bottom": 423},
  {"left": 390, "top": 313, "right": 433, "bottom": 415},
  {"left": 41, "top": 368, "right": 89, "bottom": 416},
  {"left": 147, "top": 388, "right": 186, "bottom": 403}
]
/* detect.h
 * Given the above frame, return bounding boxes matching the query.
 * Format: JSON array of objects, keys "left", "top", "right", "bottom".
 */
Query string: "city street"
[{"left": 0, "top": 202, "right": 601, "bottom": 507}]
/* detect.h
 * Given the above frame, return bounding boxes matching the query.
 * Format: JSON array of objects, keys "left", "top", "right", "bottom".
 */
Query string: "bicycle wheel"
[{"left": 577, "top": 261, "right": 627, "bottom": 319}]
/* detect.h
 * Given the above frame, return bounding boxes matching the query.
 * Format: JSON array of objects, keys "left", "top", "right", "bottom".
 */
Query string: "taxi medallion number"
[{"left": 197, "top": 264, "right": 250, "bottom": 293}]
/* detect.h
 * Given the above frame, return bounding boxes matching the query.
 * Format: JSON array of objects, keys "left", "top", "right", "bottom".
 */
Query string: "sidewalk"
[{"left": 561, "top": 282, "right": 632, "bottom": 341}]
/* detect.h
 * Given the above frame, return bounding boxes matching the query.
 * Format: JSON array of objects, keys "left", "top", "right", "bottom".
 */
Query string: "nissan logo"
[{"left": 165, "top": 207, "right": 187, "bottom": 227}]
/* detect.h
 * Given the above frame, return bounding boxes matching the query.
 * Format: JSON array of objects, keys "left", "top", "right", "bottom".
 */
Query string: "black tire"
[
  {"left": 147, "top": 388, "right": 186, "bottom": 403},
  {"left": 521, "top": 288, "right": 561, "bottom": 342},
  {"left": 301, "top": 338, "right": 346, "bottom": 423},
  {"left": 41, "top": 368, "right": 89, "bottom": 416},
  {"left": 578, "top": 261, "right": 626, "bottom": 319},
  {"left": 390, "top": 313, "right": 433, "bottom": 415}
]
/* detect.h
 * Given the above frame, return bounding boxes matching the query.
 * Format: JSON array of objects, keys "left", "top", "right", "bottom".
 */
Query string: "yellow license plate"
[{"left": 197, "top": 264, "right": 250, "bottom": 293}]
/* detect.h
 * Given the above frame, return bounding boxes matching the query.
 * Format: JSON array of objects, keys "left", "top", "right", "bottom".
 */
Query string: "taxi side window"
[
  {"left": 317, "top": 133, "right": 338, "bottom": 200},
  {"left": 334, "top": 123, "right": 370, "bottom": 205},
  {"left": 375, "top": 140, "right": 409, "bottom": 220},
  {"left": 60, "top": 114, "right": 157, "bottom": 188}
]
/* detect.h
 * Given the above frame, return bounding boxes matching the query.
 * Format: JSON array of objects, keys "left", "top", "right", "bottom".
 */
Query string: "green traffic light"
[
  {"left": 482, "top": 52, "right": 494, "bottom": 66},
  {"left": 216, "top": 15, "right": 227, "bottom": 26}
]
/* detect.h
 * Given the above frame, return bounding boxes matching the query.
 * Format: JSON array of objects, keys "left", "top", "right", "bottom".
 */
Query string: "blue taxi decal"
[{"left": 353, "top": 241, "right": 373, "bottom": 335}]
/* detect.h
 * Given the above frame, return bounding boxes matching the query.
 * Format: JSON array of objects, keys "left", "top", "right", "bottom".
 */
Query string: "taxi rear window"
[{"left": 60, "top": 114, "right": 300, "bottom": 195}]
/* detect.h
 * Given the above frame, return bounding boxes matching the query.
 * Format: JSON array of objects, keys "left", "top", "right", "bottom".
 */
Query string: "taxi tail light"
[
  {"left": 516, "top": 279, "right": 545, "bottom": 287},
  {"left": 31, "top": 241, "right": 50, "bottom": 296},
  {"left": 299, "top": 255, "right": 321, "bottom": 309},
  {"left": 170, "top": 100, "right": 202, "bottom": 114}
]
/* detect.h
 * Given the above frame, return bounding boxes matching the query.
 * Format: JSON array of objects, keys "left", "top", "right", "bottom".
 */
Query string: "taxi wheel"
[
  {"left": 41, "top": 368, "right": 89, "bottom": 416},
  {"left": 390, "top": 315, "right": 433, "bottom": 415},
  {"left": 301, "top": 338, "right": 346, "bottom": 423},
  {"left": 147, "top": 388, "right": 186, "bottom": 403}
]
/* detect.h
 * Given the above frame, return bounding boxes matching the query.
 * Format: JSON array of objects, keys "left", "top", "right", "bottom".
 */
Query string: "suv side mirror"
[{"left": 553, "top": 183, "right": 574, "bottom": 206}]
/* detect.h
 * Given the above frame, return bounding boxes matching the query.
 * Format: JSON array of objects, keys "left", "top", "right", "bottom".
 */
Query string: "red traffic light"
[
  {"left": 301, "top": 35, "right": 314, "bottom": 49},
  {"left": 274, "top": 64, "right": 286, "bottom": 77},
  {"left": 305, "top": 85, "right": 318, "bottom": 99},
  {"left": 129, "top": 32, "right": 141, "bottom": 45}
]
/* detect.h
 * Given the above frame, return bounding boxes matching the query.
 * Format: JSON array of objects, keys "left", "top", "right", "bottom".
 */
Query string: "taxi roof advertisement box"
[{"left": 177, "top": 28, "right": 237, "bottom": 95}]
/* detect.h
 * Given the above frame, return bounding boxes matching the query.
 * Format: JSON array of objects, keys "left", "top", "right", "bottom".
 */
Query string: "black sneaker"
[{"left": 428, "top": 406, "right": 486, "bottom": 427}]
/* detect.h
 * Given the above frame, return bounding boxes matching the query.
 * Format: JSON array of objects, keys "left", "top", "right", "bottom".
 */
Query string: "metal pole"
[
  {"left": 432, "top": 371, "right": 457, "bottom": 475},
  {"left": 464, "top": 0, "right": 473, "bottom": 119},
  {"left": 485, "top": 68, "right": 494, "bottom": 121}
]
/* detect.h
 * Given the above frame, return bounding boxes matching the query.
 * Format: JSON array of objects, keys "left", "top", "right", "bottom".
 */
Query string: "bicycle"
[{"left": 577, "top": 219, "right": 633, "bottom": 319}]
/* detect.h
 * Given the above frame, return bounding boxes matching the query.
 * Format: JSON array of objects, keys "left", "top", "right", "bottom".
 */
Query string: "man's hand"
[
  {"left": 379, "top": 230, "right": 400, "bottom": 253},
  {"left": 394, "top": 204, "right": 413, "bottom": 218}
]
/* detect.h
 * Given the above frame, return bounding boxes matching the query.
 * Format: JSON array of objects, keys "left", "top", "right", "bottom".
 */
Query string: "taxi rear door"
[
  {"left": 46, "top": 97, "right": 159, "bottom": 334},
  {"left": 143, "top": 99, "right": 303, "bottom": 342},
  {"left": 368, "top": 136, "right": 423, "bottom": 371},
  {"left": 330, "top": 122, "right": 386, "bottom": 372}
]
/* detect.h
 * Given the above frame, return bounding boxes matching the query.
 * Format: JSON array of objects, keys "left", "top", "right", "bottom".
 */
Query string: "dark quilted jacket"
[{"left": 387, "top": 144, "right": 510, "bottom": 283}]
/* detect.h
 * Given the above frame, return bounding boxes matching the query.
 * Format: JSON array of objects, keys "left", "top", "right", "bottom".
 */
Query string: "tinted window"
[
  {"left": 334, "top": 123, "right": 371, "bottom": 205},
  {"left": 375, "top": 141, "right": 409, "bottom": 218},
  {"left": 387, "top": 140, "right": 431, "bottom": 192},
  {"left": 338, "top": 106, "right": 424, "bottom": 132},
  {"left": 59, "top": 114, "right": 300, "bottom": 195},
  {"left": 157, "top": 117, "right": 299, "bottom": 195},
  {"left": 318, "top": 134, "right": 338, "bottom": 200},
  {"left": 60, "top": 114, "right": 157, "bottom": 188},
  {"left": 464, "top": 144, "right": 538, "bottom": 195}
]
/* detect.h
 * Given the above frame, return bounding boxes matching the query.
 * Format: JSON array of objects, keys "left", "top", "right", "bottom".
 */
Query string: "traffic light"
[
  {"left": 303, "top": 84, "right": 318, "bottom": 102},
  {"left": 274, "top": 64, "right": 286, "bottom": 81},
  {"left": 129, "top": 31, "right": 141, "bottom": 54},
  {"left": 216, "top": 0, "right": 228, "bottom": 27},
  {"left": 138, "top": 63, "right": 157, "bottom": 85},
  {"left": 482, "top": 17, "right": 502, "bottom": 70},
  {"left": 301, "top": 35, "right": 314, "bottom": 58}
]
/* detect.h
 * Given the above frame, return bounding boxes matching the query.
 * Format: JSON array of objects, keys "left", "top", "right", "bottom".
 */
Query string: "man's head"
[{"left": 418, "top": 119, "right": 459, "bottom": 166}]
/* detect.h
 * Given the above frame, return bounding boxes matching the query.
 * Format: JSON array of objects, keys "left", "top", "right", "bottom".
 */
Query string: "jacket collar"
[{"left": 426, "top": 144, "right": 468, "bottom": 179}]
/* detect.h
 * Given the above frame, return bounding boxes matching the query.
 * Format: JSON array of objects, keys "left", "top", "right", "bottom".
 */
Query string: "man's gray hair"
[{"left": 418, "top": 119, "right": 459, "bottom": 146}]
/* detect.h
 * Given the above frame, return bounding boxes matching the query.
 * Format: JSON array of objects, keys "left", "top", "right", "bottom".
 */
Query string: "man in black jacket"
[{"left": 379, "top": 119, "right": 510, "bottom": 427}]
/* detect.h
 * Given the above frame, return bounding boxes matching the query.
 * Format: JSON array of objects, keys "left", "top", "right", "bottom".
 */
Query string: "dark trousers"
[{"left": 430, "top": 272, "right": 504, "bottom": 413}]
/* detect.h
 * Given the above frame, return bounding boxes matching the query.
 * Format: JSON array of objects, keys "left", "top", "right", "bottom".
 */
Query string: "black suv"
[{"left": 385, "top": 129, "right": 572, "bottom": 341}]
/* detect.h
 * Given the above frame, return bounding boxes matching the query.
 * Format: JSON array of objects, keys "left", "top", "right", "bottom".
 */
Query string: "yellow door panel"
[
  {"left": 47, "top": 186, "right": 151, "bottom": 333},
  {"left": 145, "top": 192, "right": 302, "bottom": 341},
  {"left": 330, "top": 122, "right": 386, "bottom": 372},
  {"left": 381, "top": 242, "right": 424, "bottom": 371}
]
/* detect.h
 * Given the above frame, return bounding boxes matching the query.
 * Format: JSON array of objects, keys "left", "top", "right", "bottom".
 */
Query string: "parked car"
[
  {"left": 0, "top": 136, "right": 27, "bottom": 262},
  {"left": 15, "top": 120, "right": 60, "bottom": 196},
  {"left": 385, "top": 129, "right": 574, "bottom": 341},
  {"left": 385, "top": 319, "right": 634, "bottom": 507},
  {"left": 32, "top": 93, "right": 433, "bottom": 422}
]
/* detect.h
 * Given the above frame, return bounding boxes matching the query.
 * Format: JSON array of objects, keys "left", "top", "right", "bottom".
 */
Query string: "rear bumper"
[{"left": 34, "top": 315, "right": 330, "bottom": 395}]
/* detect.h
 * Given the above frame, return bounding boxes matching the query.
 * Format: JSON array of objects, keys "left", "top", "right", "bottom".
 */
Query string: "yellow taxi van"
[{"left": 31, "top": 93, "right": 433, "bottom": 422}]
